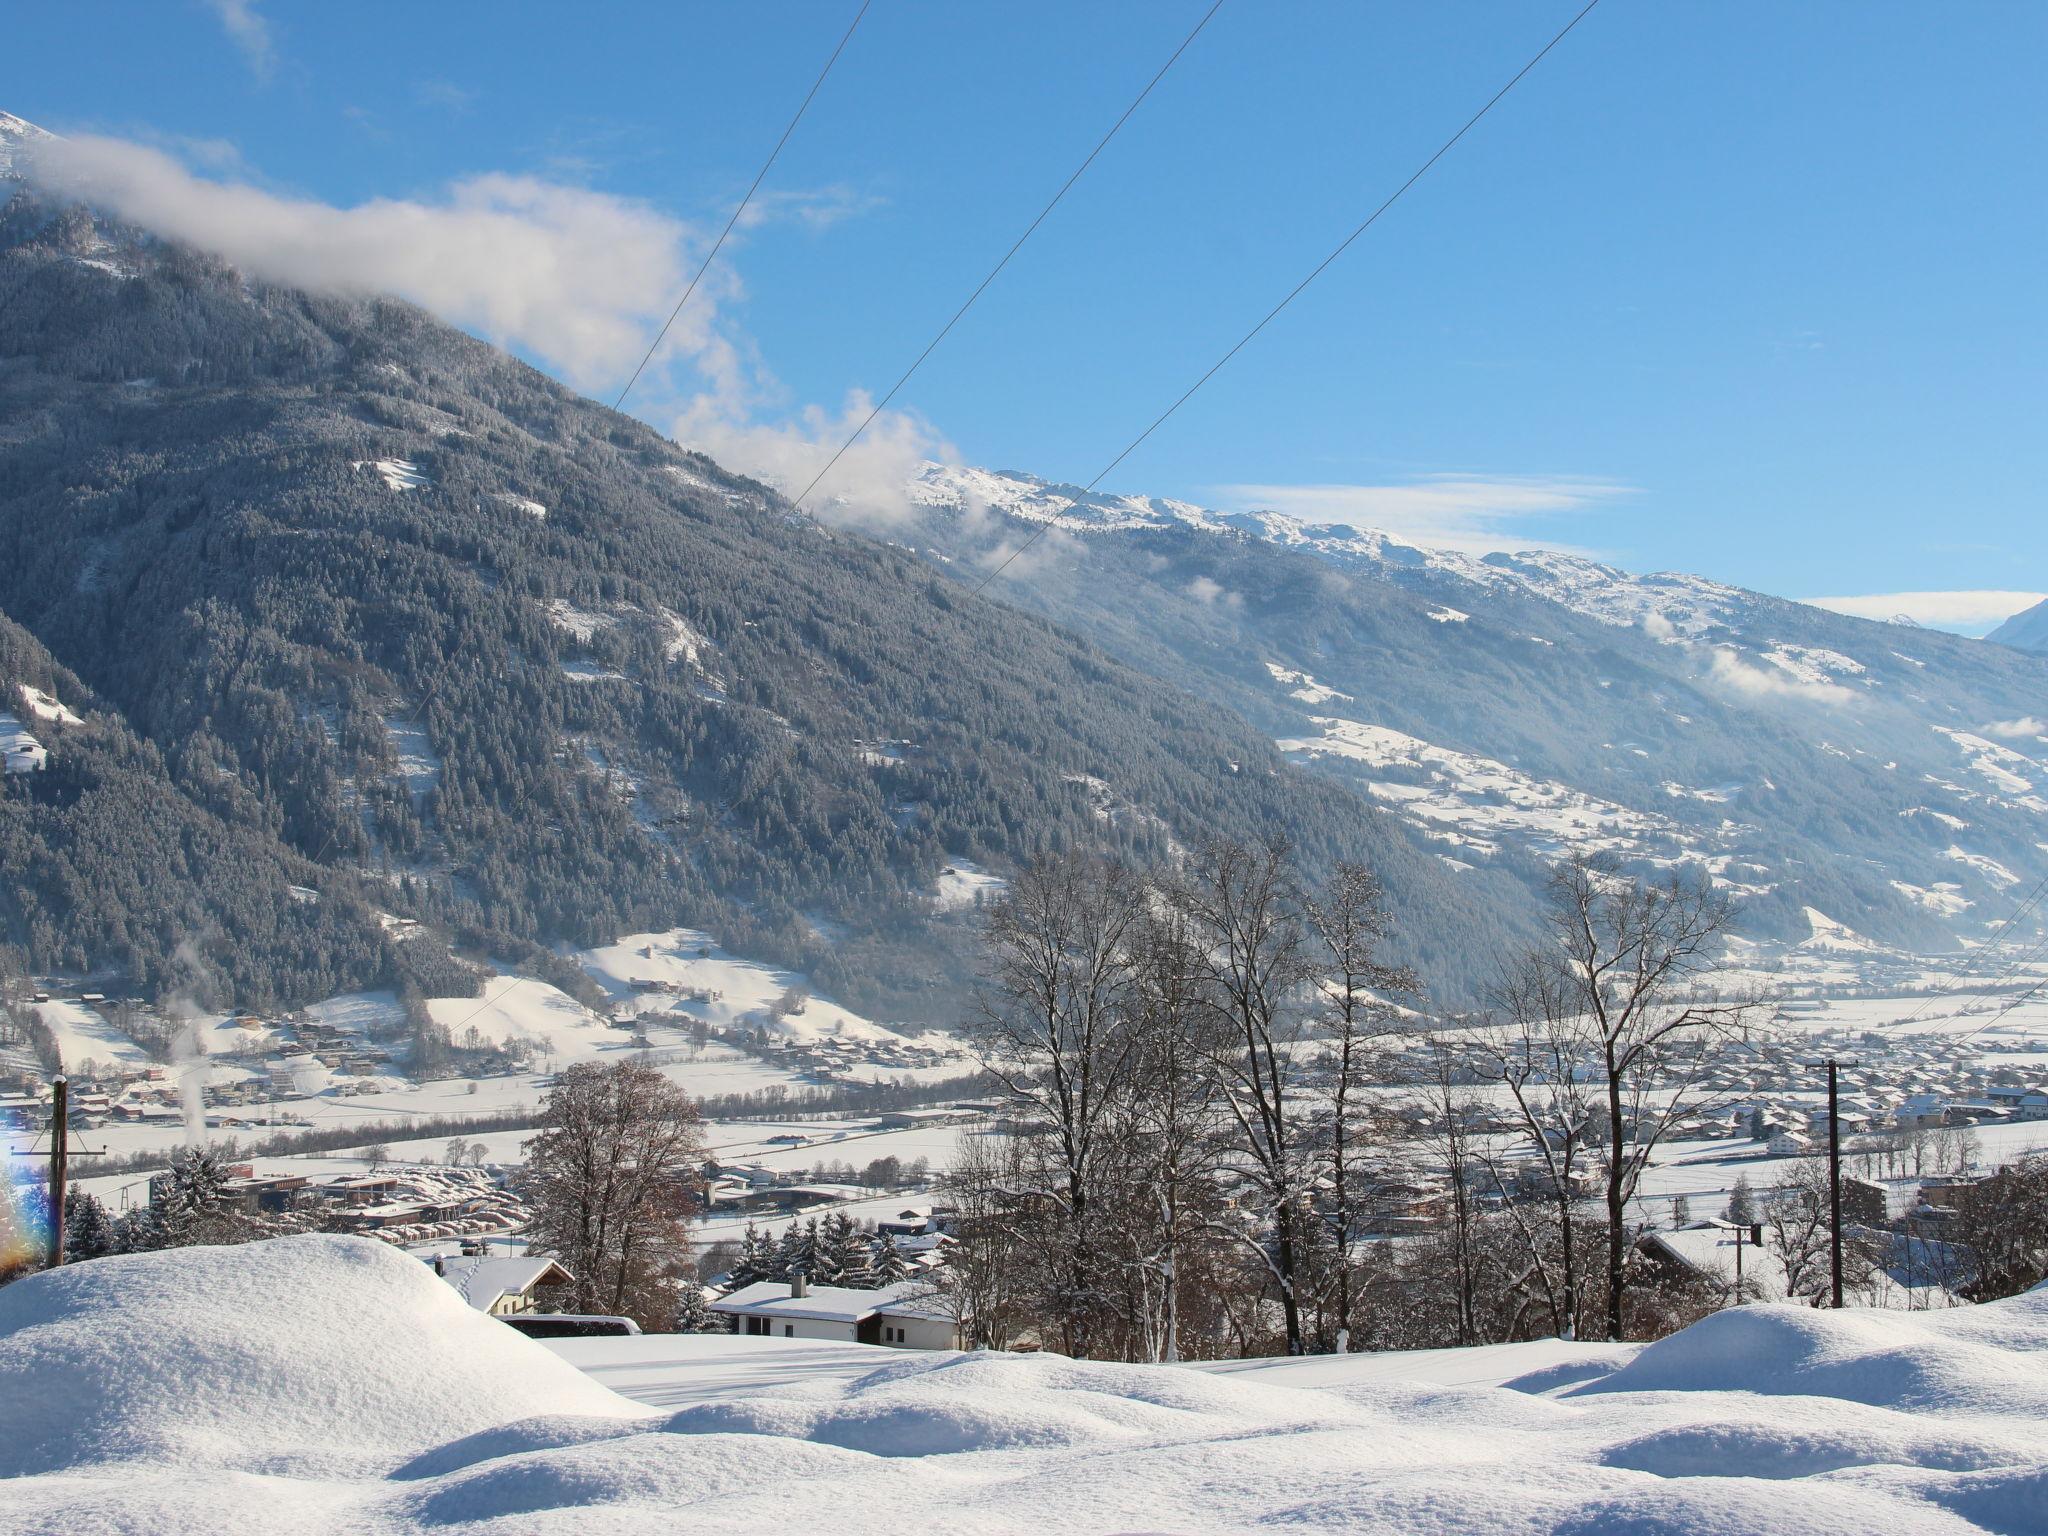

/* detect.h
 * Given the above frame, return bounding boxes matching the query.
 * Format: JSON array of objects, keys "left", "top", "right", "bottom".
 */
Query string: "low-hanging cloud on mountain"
[
  {"left": 18, "top": 129, "right": 943, "bottom": 519},
  {"left": 23, "top": 132, "right": 724, "bottom": 393},
  {"left": 1702, "top": 646, "right": 1856, "bottom": 708}
]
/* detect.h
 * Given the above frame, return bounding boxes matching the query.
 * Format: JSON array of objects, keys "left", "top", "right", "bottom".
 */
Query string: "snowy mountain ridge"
[
  {"left": 0, "top": 111, "right": 52, "bottom": 179},
  {"left": 908, "top": 460, "right": 1750, "bottom": 636}
]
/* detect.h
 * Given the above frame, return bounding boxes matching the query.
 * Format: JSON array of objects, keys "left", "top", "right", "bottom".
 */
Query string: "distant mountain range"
[
  {"left": 904, "top": 462, "right": 2048, "bottom": 960},
  {"left": 2, "top": 106, "right": 2042, "bottom": 1019}
]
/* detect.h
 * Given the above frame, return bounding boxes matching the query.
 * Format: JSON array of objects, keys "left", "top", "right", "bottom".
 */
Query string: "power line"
[
  {"left": 1897, "top": 870, "right": 2048, "bottom": 1027},
  {"left": 786, "top": 0, "right": 1228, "bottom": 514},
  {"left": 612, "top": 0, "right": 873, "bottom": 413},
  {"left": 1954, "top": 928, "right": 2048, "bottom": 1043},
  {"left": 968, "top": 0, "right": 1603, "bottom": 598}
]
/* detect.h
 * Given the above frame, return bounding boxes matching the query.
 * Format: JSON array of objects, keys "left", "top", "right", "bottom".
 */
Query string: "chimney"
[
  {"left": 433, "top": 1256, "right": 445, "bottom": 1277},
  {"left": 790, "top": 1270, "right": 808, "bottom": 1299},
  {"left": 1750, "top": 1224, "right": 1763, "bottom": 1248}
]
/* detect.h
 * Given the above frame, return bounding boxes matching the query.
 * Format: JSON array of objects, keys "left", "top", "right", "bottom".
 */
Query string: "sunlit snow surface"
[{"left": 2, "top": 1236, "right": 2044, "bottom": 1533}]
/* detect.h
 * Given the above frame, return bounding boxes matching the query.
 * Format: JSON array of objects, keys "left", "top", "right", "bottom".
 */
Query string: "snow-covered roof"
[
  {"left": 431, "top": 1255, "right": 571, "bottom": 1312},
  {"left": 709, "top": 1280, "right": 953, "bottom": 1324},
  {"left": 1642, "top": 1226, "right": 1791, "bottom": 1302}
]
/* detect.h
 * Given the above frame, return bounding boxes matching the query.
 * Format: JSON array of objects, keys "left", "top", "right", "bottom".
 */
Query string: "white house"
[
  {"left": 710, "top": 1276, "right": 961, "bottom": 1350},
  {"left": 429, "top": 1254, "right": 573, "bottom": 1317}
]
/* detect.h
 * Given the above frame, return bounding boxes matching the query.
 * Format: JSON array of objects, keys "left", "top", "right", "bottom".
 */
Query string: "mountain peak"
[
  {"left": 1989, "top": 595, "right": 2048, "bottom": 654},
  {"left": 0, "top": 110, "right": 55, "bottom": 180}
]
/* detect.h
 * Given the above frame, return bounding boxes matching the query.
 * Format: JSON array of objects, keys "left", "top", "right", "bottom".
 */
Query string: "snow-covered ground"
[
  {"left": 580, "top": 927, "right": 959, "bottom": 1053},
  {"left": 3, "top": 1235, "right": 2044, "bottom": 1533}
]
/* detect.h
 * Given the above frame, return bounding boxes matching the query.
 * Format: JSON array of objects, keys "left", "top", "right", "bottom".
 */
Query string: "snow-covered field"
[{"left": 2, "top": 1236, "right": 2044, "bottom": 1534}]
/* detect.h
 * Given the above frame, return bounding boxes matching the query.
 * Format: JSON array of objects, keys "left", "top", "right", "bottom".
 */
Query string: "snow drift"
[
  {"left": 1, "top": 1241, "right": 2045, "bottom": 1533},
  {"left": 0, "top": 1234, "right": 640, "bottom": 1479}
]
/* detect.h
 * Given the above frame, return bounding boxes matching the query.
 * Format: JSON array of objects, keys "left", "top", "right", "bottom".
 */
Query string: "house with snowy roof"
[
  {"left": 710, "top": 1274, "right": 961, "bottom": 1349},
  {"left": 429, "top": 1254, "right": 574, "bottom": 1317}
]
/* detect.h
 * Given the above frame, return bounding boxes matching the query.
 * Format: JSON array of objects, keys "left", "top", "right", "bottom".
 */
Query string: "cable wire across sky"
[
  {"left": 786, "top": 0, "right": 1229, "bottom": 515},
  {"left": 611, "top": 0, "right": 873, "bottom": 413},
  {"left": 968, "top": 0, "right": 1604, "bottom": 597}
]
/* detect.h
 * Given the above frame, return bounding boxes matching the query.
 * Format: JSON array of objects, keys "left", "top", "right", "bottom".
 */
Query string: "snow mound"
[
  {"left": 0, "top": 1235, "right": 642, "bottom": 1478},
  {"left": 1578, "top": 1290, "right": 2048, "bottom": 1416},
  {"left": 8, "top": 1244, "right": 2048, "bottom": 1533},
  {"left": 666, "top": 1349, "right": 1365, "bottom": 1457}
]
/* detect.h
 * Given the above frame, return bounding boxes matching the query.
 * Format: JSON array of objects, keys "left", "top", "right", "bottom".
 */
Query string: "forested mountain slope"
[
  {"left": 0, "top": 177, "right": 1512, "bottom": 1017},
  {"left": 909, "top": 464, "right": 2048, "bottom": 956}
]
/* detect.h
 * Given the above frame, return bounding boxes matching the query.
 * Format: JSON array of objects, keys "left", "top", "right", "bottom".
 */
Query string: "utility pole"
[
  {"left": 48, "top": 1074, "right": 68, "bottom": 1268},
  {"left": 1827, "top": 1059, "right": 1843, "bottom": 1309}
]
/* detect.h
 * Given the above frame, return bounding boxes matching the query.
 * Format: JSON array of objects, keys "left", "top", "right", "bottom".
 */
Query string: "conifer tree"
[
  {"left": 871, "top": 1236, "right": 912, "bottom": 1286},
  {"left": 1727, "top": 1174, "right": 1758, "bottom": 1226},
  {"left": 63, "top": 1188, "right": 115, "bottom": 1262}
]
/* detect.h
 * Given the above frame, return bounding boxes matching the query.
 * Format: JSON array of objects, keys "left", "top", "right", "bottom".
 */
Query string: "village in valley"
[{"left": 7, "top": 912, "right": 2047, "bottom": 1345}]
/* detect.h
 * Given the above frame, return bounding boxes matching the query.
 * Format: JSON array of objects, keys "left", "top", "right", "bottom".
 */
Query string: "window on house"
[{"left": 784, "top": 1324, "right": 793, "bottom": 1337}]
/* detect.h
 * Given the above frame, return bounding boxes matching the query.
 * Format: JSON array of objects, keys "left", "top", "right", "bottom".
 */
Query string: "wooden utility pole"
[
  {"left": 48, "top": 1074, "right": 68, "bottom": 1268},
  {"left": 1827, "top": 1059, "right": 1843, "bottom": 1309}
]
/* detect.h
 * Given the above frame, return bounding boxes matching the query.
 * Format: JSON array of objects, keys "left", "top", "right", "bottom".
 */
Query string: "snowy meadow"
[{"left": 1, "top": 1235, "right": 2044, "bottom": 1535}]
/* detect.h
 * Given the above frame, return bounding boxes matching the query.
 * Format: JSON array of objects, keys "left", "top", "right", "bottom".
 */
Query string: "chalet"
[
  {"left": 710, "top": 1275, "right": 961, "bottom": 1349},
  {"left": 874, "top": 1206, "right": 943, "bottom": 1237},
  {"left": 430, "top": 1254, "right": 574, "bottom": 1317},
  {"left": 1983, "top": 1085, "right": 2048, "bottom": 1121}
]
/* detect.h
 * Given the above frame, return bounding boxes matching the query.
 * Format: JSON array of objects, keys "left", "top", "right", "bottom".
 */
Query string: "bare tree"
[
  {"left": 521, "top": 1060, "right": 704, "bottom": 1328},
  {"left": 1416, "top": 1043, "right": 1486, "bottom": 1345},
  {"left": 1528, "top": 853, "right": 1750, "bottom": 1340},
  {"left": 1173, "top": 837, "right": 1318, "bottom": 1355},
  {"left": 1124, "top": 908, "right": 1228, "bottom": 1362},
  {"left": 1946, "top": 1154, "right": 2048, "bottom": 1300},
  {"left": 1465, "top": 957, "right": 1599, "bottom": 1340},
  {"left": 1303, "top": 862, "right": 1417, "bottom": 1349},
  {"left": 1766, "top": 1158, "right": 1841, "bottom": 1304},
  {"left": 938, "top": 1131, "right": 1034, "bottom": 1349},
  {"left": 964, "top": 852, "right": 1148, "bottom": 1358}
]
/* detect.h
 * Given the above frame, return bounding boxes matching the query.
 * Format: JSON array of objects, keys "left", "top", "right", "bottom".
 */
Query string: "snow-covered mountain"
[
  {"left": 1991, "top": 596, "right": 2048, "bottom": 655},
  {"left": 0, "top": 112, "right": 51, "bottom": 179},
  {"left": 907, "top": 462, "right": 2048, "bottom": 973},
  {"left": 909, "top": 461, "right": 1752, "bottom": 635}
]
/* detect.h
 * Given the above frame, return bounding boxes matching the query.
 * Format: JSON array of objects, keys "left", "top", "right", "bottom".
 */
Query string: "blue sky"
[{"left": 10, "top": 1, "right": 2044, "bottom": 629}]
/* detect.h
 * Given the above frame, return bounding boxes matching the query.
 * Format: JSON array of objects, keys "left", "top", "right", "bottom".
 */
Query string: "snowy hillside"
[
  {"left": 908, "top": 460, "right": 2048, "bottom": 972},
  {"left": 3, "top": 1237, "right": 2045, "bottom": 1533}
]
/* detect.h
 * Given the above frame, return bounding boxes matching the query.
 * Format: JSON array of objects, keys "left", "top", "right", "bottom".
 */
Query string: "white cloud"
[
  {"left": 22, "top": 133, "right": 729, "bottom": 393},
  {"left": 1184, "top": 575, "right": 1242, "bottom": 610},
  {"left": 1703, "top": 647, "right": 1855, "bottom": 708},
  {"left": 669, "top": 389, "right": 947, "bottom": 527},
  {"left": 1983, "top": 717, "right": 2047, "bottom": 740},
  {"left": 1802, "top": 590, "right": 2047, "bottom": 636},
  {"left": 1211, "top": 475, "right": 1634, "bottom": 555},
  {"left": 21, "top": 130, "right": 924, "bottom": 524},
  {"left": 735, "top": 186, "right": 886, "bottom": 233},
  {"left": 204, "top": 0, "right": 275, "bottom": 80}
]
